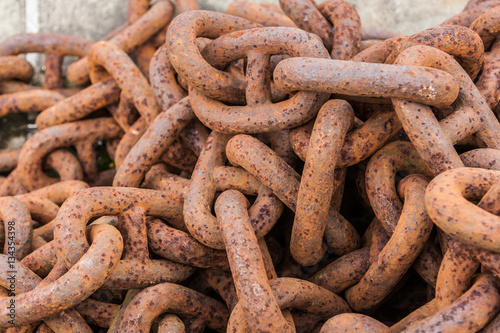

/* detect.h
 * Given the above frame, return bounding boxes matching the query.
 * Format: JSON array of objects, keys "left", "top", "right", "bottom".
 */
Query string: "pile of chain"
[{"left": 0, "top": 0, "right": 500, "bottom": 331}]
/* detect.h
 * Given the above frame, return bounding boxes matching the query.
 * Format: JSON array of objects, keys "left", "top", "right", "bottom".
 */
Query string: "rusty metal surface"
[{"left": 0, "top": 0, "right": 500, "bottom": 331}]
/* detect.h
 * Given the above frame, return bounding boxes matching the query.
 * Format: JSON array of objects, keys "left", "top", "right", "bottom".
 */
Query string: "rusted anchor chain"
[
  {"left": 0, "top": 197, "right": 32, "bottom": 260},
  {"left": 113, "top": 97, "right": 194, "bottom": 187},
  {"left": 0, "top": 224, "right": 122, "bottom": 328},
  {"left": 0, "top": 150, "right": 19, "bottom": 173},
  {"left": 345, "top": 175, "right": 434, "bottom": 312},
  {"left": 146, "top": 217, "right": 229, "bottom": 269},
  {"left": 470, "top": 5, "right": 500, "bottom": 49},
  {"left": 226, "top": 1, "right": 297, "bottom": 27},
  {"left": 279, "top": 0, "right": 335, "bottom": 51},
  {"left": 273, "top": 57, "right": 459, "bottom": 107},
  {"left": 464, "top": 0, "right": 497, "bottom": 10},
  {"left": 43, "top": 148, "right": 85, "bottom": 184},
  {"left": 393, "top": 45, "right": 500, "bottom": 174},
  {"left": 291, "top": 100, "right": 354, "bottom": 265},
  {"left": 149, "top": 44, "right": 186, "bottom": 112},
  {"left": 364, "top": 141, "right": 440, "bottom": 286},
  {"left": 425, "top": 167, "right": 500, "bottom": 252},
  {"left": 0, "top": 255, "right": 94, "bottom": 332},
  {"left": 308, "top": 247, "right": 370, "bottom": 294},
  {"left": 127, "top": 0, "right": 157, "bottom": 79},
  {"left": 320, "top": 313, "right": 390, "bottom": 333},
  {"left": 0, "top": 33, "right": 93, "bottom": 58},
  {"left": 15, "top": 180, "right": 89, "bottom": 242},
  {"left": 73, "top": 298, "right": 120, "bottom": 329},
  {"left": 289, "top": 111, "right": 402, "bottom": 168},
  {"left": 35, "top": 79, "right": 121, "bottom": 129},
  {"left": 66, "top": 0, "right": 174, "bottom": 85},
  {"left": 86, "top": 41, "right": 195, "bottom": 171},
  {"left": 166, "top": 10, "right": 260, "bottom": 104},
  {"left": 116, "top": 282, "right": 229, "bottom": 333},
  {"left": 386, "top": 25, "right": 484, "bottom": 80},
  {"left": 87, "top": 41, "right": 161, "bottom": 124},
  {"left": 280, "top": 0, "right": 362, "bottom": 59},
  {"left": 0, "top": 57, "right": 33, "bottom": 82},
  {"left": 0, "top": 32, "right": 92, "bottom": 93},
  {"left": 189, "top": 27, "right": 330, "bottom": 133},
  {"left": 183, "top": 131, "right": 284, "bottom": 250},
  {"left": 17, "top": 118, "right": 122, "bottom": 191},
  {"left": 404, "top": 273, "right": 500, "bottom": 333},
  {"left": 215, "top": 190, "right": 292, "bottom": 332},
  {"left": 0, "top": 90, "right": 65, "bottom": 118},
  {"left": 0, "top": 147, "right": 84, "bottom": 198},
  {"left": 54, "top": 187, "right": 194, "bottom": 288},
  {"left": 43, "top": 52, "right": 64, "bottom": 89},
  {"left": 441, "top": 0, "right": 500, "bottom": 27},
  {"left": 226, "top": 134, "right": 360, "bottom": 261},
  {"left": 227, "top": 278, "right": 351, "bottom": 332}
]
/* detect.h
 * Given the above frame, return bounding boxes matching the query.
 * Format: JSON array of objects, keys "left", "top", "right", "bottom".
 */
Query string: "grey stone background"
[{"left": 0, "top": 0, "right": 469, "bottom": 44}]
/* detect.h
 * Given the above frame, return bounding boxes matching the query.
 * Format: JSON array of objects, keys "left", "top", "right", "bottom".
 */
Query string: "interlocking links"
[
  {"left": 317, "top": 0, "right": 362, "bottom": 59},
  {"left": 36, "top": 79, "right": 121, "bottom": 129},
  {"left": 66, "top": 0, "right": 174, "bottom": 85},
  {"left": 366, "top": 141, "right": 432, "bottom": 232},
  {"left": 279, "top": 0, "right": 334, "bottom": 50},
  {"left": 393, "top": 45, "right": 500, "bottom": 174},
  {"left": 215, "top": 190, "right": 291, "bottom": 332},
  {"left": 184, "top": 131, "right": 283, "bottom": 249},
  {"left": 146, "top": 218, "right": 229, "bottom": 269},
  {"left": 190, "top": 27, "right": 330, "bottom": 133},
  {"left": 404, "top": 274, "right": 500, "bottom": 333},
  {"left": 387, "top": 26, "right": 485, "bottom": 80},
  {"left": 0, "top": 255, "right": 93, "bottom": 332},
  {"left": 117, "top": 283, "right": 229, "bottom": 333},
  {"left": 166, "top": 10, "right": 259, "bottom": 104},
  {"left": 226, "top": 134, "right": 360, "bottom": 261},
  {"left": 113, "top": 97, "right": 195, "bottom": 187},
  {"left": 0, "top": 224, "right": 122, "bottom": 327},
  {"left": 290, "top": 111, "right": 402, "bottom": 168},
  {"left": 0, "top": 33, "right": 92, "bottom": 57},
  {"left": 226, "top": 1, "right": 297, "bottom": 27},
  {"left": 274, "top": 57, "right": 459, "bottom": 107},
  {"left": 425, "top": 167, "right": 500, "bottom": 252},
  {"left": 280, "top": 0, "right": 361, "bottom": 59},
  {"left": 87, "top": 41, "right": 161, "bottom": 124},
  {"left": 227, "top": 278, "right": 351, "bottom": 332},
  {"left": 0, "top": 56, "right": 33, "bottom": 82},
  {"left": 345, "top": 175, "right": 433, "bottom": 312},
  {"left": 0, "top": 90, "right": 65, "bottom": 118},
  {"left": 54, "top": 187, "right": 187, "bottom": 269},
  {"left": 17, "top": 118, "right": 122, "bottom": 191},
  {"left": 293, "top": 100, "right": 353, "bottom": 265},
  {"left": 320, "top": 313, "right": 390, "bottom": 333},
  {"left": 0, "top": 197, "right": 32, "bottom": 260}
]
